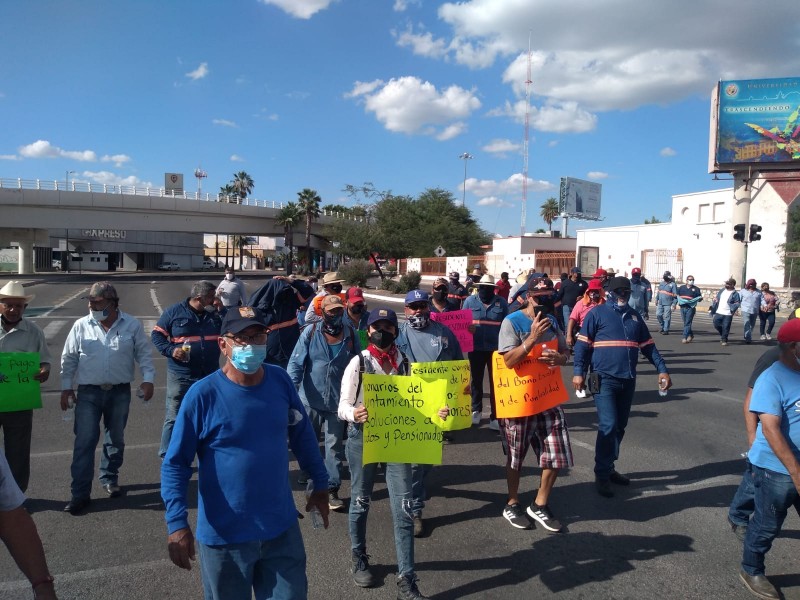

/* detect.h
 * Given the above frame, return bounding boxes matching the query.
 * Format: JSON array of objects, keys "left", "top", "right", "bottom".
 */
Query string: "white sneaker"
[
  {"left": 471, "top": 411, "right": 481, "bottom": 426},
  {"left": 760, "top": 335, "right": 766, "bottom": 341},
  {"left": 766, "top": 334, "right": 772, "bottom": 340},
  {"left": 488, "top": 419, "right": 500, "bottom": 431}
]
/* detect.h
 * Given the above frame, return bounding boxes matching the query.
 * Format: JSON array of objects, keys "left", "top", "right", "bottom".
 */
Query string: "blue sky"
[{"left": 2, "top": 0, "right": 799, "bottom": 237}]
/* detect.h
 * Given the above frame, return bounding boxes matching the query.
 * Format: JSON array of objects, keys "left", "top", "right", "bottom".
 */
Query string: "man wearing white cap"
[{"left": 0, "top": 282, "right": 52, "bottom": 493}]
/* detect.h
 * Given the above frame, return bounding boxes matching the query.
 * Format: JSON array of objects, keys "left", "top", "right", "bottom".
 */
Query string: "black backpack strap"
[{"left": 355, "top": 352, "right": 368, "bottom": 401}]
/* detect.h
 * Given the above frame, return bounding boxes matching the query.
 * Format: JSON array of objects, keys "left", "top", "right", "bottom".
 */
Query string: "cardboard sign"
[
  {"left": 492, "top": 343, "right": 568, "bottom": 418},
  {"left": 410, "top": 360, "right": 472, "bottom": 431},
  {"left": 362, "top": 374, "right": 447, "bottom": 465},
  {"left": 430, "top": 309, "right": 474, "bottom": 353},
  {"left": 0, "top": 352, "right": 42, "bottom": 412}
]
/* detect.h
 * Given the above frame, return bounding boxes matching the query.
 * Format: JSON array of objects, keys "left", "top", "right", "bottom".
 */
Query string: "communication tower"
[{"left": 521, "top": 33, "right": 532, "bottom": 235}]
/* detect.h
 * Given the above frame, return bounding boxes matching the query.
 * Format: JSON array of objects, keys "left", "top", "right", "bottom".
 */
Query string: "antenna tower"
[
  {"left": 521, "top": 33, "right": 532, "bottom": 236},
  {"left": 194, "top": 167, "right": 207, "bottom": 197}
]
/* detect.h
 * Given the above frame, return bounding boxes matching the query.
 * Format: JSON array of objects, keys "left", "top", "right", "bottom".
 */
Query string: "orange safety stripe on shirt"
[
  {"left": 267, "top": 317, "right": 299, "bottom": 331},
  {"left": 153, "top": 325, "right": 169, "bottom": 337},
  {"left": 171, "top": 335, "right": 220, "bottom": 343},
  {"left": 658, "top": 290, "right": 676, "bottom": 297},
  {"left": 472, "top": 319, "right": 502, "bottom": 326},
  {"left": 639, "top": 339, "right": 654, "bottom": 347},
  {"left": 576, "top": 334, "right": 593, "bottom": 345},
  {"left": 447, "top": 293, "right": 463, "bottom": 300},
  {"left": 592, "top": 340, "right": 640, "bottom": 349},
  {"left": 678, "top": 295, "right": 695, "bottom": 300}
]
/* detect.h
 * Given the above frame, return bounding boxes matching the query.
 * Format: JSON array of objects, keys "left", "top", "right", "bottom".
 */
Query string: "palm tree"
[
  {"left": 219, "top": 183, "right": 235, "bottom": 203},
  {"left": 230, "top": 235, "right": 249, "bottom": 270},
  {"left": 540, "top": 197, "right": 560, "bottom": 232},
  {"left": 297, "top": 188, "right": 322, "bottom": 271},
  {"left": 276, "top": 202, "right": 302, "bottom": 275},
  {"left": 232, "top": 171, "right": 254, "bottom": 204}
]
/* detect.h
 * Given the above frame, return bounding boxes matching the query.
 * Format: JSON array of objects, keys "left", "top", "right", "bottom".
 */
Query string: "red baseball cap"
[
  {"left": 346, "top": 287, "right": 365, "bottom": 303},
  {"left": 631, "top": 268, "right": 641, "bottom": 275},
  {"left": 587, "top": 279, "right": 603, "bottom": 291},
  {"left": 592, "top": 268, "right": 607, "bottom": 279}
]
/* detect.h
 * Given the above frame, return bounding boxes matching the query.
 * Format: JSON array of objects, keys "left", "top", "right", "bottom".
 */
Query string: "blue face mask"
[{"left": 229, "top": 343, "right": 267, "bottom": 374}]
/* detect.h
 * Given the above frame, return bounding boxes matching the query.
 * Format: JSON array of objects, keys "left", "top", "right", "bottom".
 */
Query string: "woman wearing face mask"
[
  {"left": 462, "top": 275, "right": 508, "bottom": 429},
  {"left": 676, "top": 276, "right": 703, "bottom": 343},
  {"left": 759, "top": 282, "right": 780, "bottom": 340},
  {"left": 429, "top": 278, "right": 459, "bottom": 313},
  {"left": 338, "top": 308, "right": 447, "bottom": 600},
  {"left": 566, "top": 278, "right": 605, "bottom": 348}
]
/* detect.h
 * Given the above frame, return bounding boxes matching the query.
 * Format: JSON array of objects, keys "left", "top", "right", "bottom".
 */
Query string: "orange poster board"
[{"left": 492, "top": 343, "right": 568, "bottom": 418}]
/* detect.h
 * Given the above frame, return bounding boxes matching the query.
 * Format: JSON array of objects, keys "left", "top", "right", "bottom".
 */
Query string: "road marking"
[
  {"left": 0, "top": 559, "right": 175, "bottom": 592},
  {"left": 38, "top": 287, "right": 90, "bottom": 318},
  {"left": 150, "top": 287, "right": 162, "bottom": 314},
  {"left": 569, "top": 438, "right": 594, "bottom": 452},
  {"left": 42, "top": 320, "right": 68, "bottom": 338}
]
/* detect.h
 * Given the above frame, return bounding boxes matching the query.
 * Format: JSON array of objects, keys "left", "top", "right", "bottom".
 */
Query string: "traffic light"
[
  {"left": 749, "top": 224, "right": 762, "bottom": 242},
  {"left": 733, "top": 223, "right": 746, "bottom": 242}
]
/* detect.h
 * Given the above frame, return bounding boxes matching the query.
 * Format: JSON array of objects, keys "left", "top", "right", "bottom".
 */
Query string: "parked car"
[
  {"left": 157, "top": 261, "right": 180, "bottom": 271},
  {"left": 201, "top": 259, "right": 217, "bottom": 270},
  {"left": 52, "top": 258, "right": 61, "bottom": 270}
]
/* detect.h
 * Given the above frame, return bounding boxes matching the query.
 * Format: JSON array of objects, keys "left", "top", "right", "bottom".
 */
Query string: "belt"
[{"left": 81, "top": 383, "right": 130, "bottom": 391}]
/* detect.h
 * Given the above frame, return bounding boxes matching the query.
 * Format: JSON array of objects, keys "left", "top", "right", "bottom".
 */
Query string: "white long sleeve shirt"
[{"left": 338, "top": 348, "right": 405, "bottom": 423}]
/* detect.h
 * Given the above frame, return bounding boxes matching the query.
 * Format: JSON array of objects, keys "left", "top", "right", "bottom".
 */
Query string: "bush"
[
  {"left": 396, "top": 270, "right": 421, "bottom": 293},
  {"left": 337, "top": 259, "right": 373, "bottom": 287}
]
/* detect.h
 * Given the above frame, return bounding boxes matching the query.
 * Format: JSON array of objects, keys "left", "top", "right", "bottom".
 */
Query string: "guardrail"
[{"left": 0, "top": 177, "right": 364, "bottom": 220}]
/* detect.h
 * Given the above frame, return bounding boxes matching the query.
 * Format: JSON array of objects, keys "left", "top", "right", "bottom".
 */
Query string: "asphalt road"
[{"left": 0, "top": 273, "right": 797, "bottom": 600}]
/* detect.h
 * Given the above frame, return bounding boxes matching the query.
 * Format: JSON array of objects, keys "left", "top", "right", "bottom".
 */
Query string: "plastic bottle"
[
  {"left": 63, "top": 397, "right": 75, "bottom": 422},
  {"left": 136, "top": 387, "right": 147, "bottom": 406},
  {"left": 658, "top": 377, "right": 668, "bottom": 397},
  {"left": 305, "top": 481, "right": 324, "bottom": 529}
]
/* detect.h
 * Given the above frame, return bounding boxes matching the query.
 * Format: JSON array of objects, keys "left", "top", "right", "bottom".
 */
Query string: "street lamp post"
[
  {"left": 459, "top": 153, "right": 473, "bottom": 207},
  {"left": 65, "top": 170, "right": 75, "bottom": 191}
]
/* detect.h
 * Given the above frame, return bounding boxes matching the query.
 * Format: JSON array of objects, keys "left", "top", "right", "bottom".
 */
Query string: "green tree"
[
  {"left": 644, "top": 215, "right": 663, "bottom": 224},
  {"left": 219, "top": 183, "right": 235, "bottom": 203},
  {"left": 232, "top": 171, "right": 254, "bottom": 204},
  {"left": 540, "top": 197, "right": 560, "bottom": 231},
  {"left": 230, "top": 235, "right": 253, "bottom": 270},
  {"left": 297, "top": 188, "right": 322, "bottom": 270},
  {"left": 276, "top": 202, "right": 302, "bottom": 275}
]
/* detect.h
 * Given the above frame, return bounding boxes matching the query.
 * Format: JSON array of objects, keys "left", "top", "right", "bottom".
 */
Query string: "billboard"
[
  {"left": 165, "top": 173, "right": 184, "bottom": 194},
  {"left": 559, "top": 177, "right": 602, "bottom": 220},
  {"left": 709, "top": 76, "right": 800, "bottom": 173}
]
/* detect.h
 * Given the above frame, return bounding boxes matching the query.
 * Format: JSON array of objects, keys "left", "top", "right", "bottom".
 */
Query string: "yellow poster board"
[
  {"left": 410, "top": 360, "right": 472, "bottom": 431},
  {"left": 492, "top": 342, "right": 568, "bottom": 418},
  {"left": 362, "top": 374, "right": 447, "bottom": 465}
]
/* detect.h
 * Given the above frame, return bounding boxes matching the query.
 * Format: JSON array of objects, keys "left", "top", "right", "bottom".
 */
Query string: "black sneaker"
[
  {"left": 596, "top": 478, "right": 614, "bottom": 498},
  {"left": 502, "top": 502, "right": 531, "bottom": 529},
  {"left": 352, "top": 550, "right": 376, "bottom": 588},
  {"left": 526, "top": 502, "right": 562, "bottom": 532},
  {"left": 329, "top": 490, "right": 345, "bottom": 511},
  {"left": 397, "top": 573, "right": 429, "bottom": 600}
]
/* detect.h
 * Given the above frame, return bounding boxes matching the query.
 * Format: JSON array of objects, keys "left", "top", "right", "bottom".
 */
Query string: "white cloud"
[
  {"left": 482, "top": 138, "right": 521, "bottom": 157},
  {"left": 436, "top": 122, "right": 467, "bottom": 141},
  {"left": 393, "top": 26, "right": 449, "bottom": 60},
  {"left": 258, "top": 0, "right": 337, "bottom": 19},
  {"left": 101, "top": 154, "right": 132, "bottom": 167},
  {"left": 230, "top": 154, "right": 245, "bottom": 162},
  {"left": 467, "top": 173, "right": 554, "bottom": 198},
  {"left": 477, "top": 196, "right": 513, "bottom": 208},
  {"left": 393, "top": 0, "right": 420, "bottom": 11},
  {"left": 660, "top": 147, "right": 677, "bottom": 157},
  {"left": 587, "top": 171, "right": 608, "bottom": 180},
  {"left": 212, "top": 119, "right": 238, "bottom": 128},
  {"left": 18, "top": 140, "right": 98, "bottom": 161},
  {"left": 346, "top": 76, "right": 480, "bottom": 139},
  {"left": 82, "top": 171, "right": 152, "bottom": 188},
  {"left": 489, "top": 99, "right": 597, "bottom": 133},
  {"left": 255, "top": 108, "right": 279, "bottom": 121},
  {"left": 186, "top": 62, "right": 209, "bottom": 80},
  {"left": 0, "top": 154, "right": 18, "bottom": 160}
]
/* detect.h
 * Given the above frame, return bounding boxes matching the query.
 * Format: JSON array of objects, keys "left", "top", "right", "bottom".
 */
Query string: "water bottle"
[
  {"left": 305, "top": 481, "right": 324, "bottom": 530},
  {"left": 658, "top": 377, "right": 668, "bottom": 397},
  {"left": 63, "top": 397, "right": 75, "bottom": 422},
  {"left": 136, "top": 386, "right": 147, "bottom": 406}
]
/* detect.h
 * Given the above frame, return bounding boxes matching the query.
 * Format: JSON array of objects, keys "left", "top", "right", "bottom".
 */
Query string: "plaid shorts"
[{"left": 499, "top": 406, "right": 573, "bottom": 471}]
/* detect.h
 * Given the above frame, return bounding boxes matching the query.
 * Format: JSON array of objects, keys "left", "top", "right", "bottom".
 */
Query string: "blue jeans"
[
  {"left": 656, "top": 304, "right": 672, "bottom": 332},
  {"left": 729, "top": 459, "right": 754, "bottom": 527},
  {"left": 742, "top": 466, "right": 800, "bottom": 576},
  {"left": 680, "top": 306, "right": 696, "bottom": 339},
  {"left": 304, "top": 406, "right": 345, "bottom": 491},
  {"left": 198, "top": 521, "right": 307, "bottom": 600},
  {"left": 71, "top": 384, "right": 131, "bottom": 499},
  {"left": 410, "top": 464, "right": 432, "bottom": 516},
  {"left": 346, "top": 425, "right": 414, "bottom": 576},
  {"left": 759, "top": 312, "right": 776, "bottom": 336},
  {"left": 468, "top": 350, "right": 496, "bottom": 419},
  {"left": 713, "top": 313, "right": 733, "bottom": 341},
  {"left": 159, "top": 372, "right": 195, "bottom": 458},
  {"left": 593, "top": 375, "right": 636, "bottom": 479},
  {"left": 743, "top": 312, "right": 757, "bottom": 342},
  {"left": 562, "top": 305, "right": 573, "bottom": 333}
]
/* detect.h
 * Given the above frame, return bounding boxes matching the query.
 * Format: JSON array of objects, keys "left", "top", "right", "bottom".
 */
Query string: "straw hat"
[{"left": 0, "top": 281, "right": 35, "bottom": 303}]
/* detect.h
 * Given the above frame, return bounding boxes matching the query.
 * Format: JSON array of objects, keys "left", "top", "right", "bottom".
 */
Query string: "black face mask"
[
  {"left": 350, "top": 304, "right": 364, "bottom": 315},
  {"left": 369, "top": 330, "right": 395, "bottom": 348},
  {"left": 322, "top": 312, "right": 343, "bottom": 336},
  {"left": 433, "top": 289, "right": 448, "bottom": 301},
  {"left": 478, "top": 287, "right": 494, "bottom": 303},
  {"left": 328, "top": 284, "right": 343, "bottom": 294}
]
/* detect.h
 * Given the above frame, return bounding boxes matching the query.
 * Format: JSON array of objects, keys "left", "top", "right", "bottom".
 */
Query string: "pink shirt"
[{"left": 569, "top": 299, "right": 602, "bottom": 327}]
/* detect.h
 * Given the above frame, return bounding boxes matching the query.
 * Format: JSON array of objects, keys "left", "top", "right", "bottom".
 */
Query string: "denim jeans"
[
  {"left": 0, "top": 409, "right": 33, "bottom": 492},
  {"left": 561, "top": 305, "right": 573, "bottom": 333},
  {"left": 743, "top": 312, "right": 757, "bottom": 342},
  {"left": 742, "top": 466, "right": 800, "bottom": 576},
  {"left": 159, "top": 371, "right": 196, "bottom": 458},
  {"left": 655, "top": 304, "right": 672, "bottom": 332},
  {"left": 680, "top": 306, "right": 696, "bottom": 339},
  {"left": 410, "top": 464, "right": 431, "bottom": 516},
  {"left": 198, "top": 521, "right": 307, "bottom": 600},
  {"left": 468, "top": 350, "right": 496, "bottom": 420},
  {"left": 346, "top": 425, "right": 414, "bottom": 576},
  {"left": 729, "top": 459, "right": 754, "bottom": 527},
  {"left": 713, "top": 314, "right": 733, "bottom": 341},
  {"left": 759, "top": 312, "right": 776, "bottom": 336},
  {"left": 592, "top": 375, "right": 636, "bottom": 479},
  {"left": 71, "top": 384, "right": 131, "bottom": 499},
  {"left": 304, "top": 405, "right": 345, "bottom": 491}
]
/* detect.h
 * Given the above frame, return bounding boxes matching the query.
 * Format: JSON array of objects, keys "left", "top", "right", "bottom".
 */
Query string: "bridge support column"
[{"left": 17, "top": 239, "right": 34, "bottom": 275}]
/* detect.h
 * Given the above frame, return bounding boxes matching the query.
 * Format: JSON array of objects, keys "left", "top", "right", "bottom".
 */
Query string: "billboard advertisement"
[
  {"left": 559, "top": 177, "right": 602, "bottom": 220},
  {"left": 165, "top": 173, "right": 184, "bottom": 194},
  {"left": 710, "top": 76, "right": 800, "bottom": 172}
]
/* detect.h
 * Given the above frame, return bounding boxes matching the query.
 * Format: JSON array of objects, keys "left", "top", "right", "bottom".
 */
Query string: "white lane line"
[
  {"left": 363, "top": 292, "right": 404, "bottom": 304},
  {"left": 38, "top": 287, "right": 90, "bottom": 318},
  {"left": 42, "top": 320, "right": 67, "bottom": 338},
  {"left": 569, "top": 438, "right": 594, "bottom": 452},
  {"left": 0, "top": 559, "right": 175, "bottom": 592},
  {"left": 150, "top": 286, "right": 162, "bottom": 314}
]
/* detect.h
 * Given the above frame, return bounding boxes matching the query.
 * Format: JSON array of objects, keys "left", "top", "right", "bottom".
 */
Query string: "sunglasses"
[{"left": 407, "top": 302, "right": 428, "bottom": 311}]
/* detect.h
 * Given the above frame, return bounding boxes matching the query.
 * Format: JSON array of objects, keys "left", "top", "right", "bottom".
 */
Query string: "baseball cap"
[
  {"left": 725, "top": 277, "right": 736, "bottom": 286},
  {"left": 448, "top": 271, "right": 460, "bottom": 279},
  {"left": 322, "top": 295, "right": 344, "bottom": 311},
  {"left": 631, "top": 268, "right": 641, "bottom": 275},
  {"left": 221, "top": 306, "right": 267, "bottom": 335},
  {"left": 366, "top": 307, "right": 398, "bottom": 328},
  {"left": 592, "top": 269, "right": 607, "bottom": 279},
  {"left": 587, "top": 278, "right": 603, "bottom": 291},
  {"left": 777, "top": 318, "right": 800, "bottom": 343},
  {"left": 346, "top": 287, "right": 365, "bottom": 303},
  {"left": 570, "top": 267, "right": 581, "bottom": 274},
  {"left": 405, "top": 289, "right": 430, "bottom": 304},
  {"left": 663, "top": 270, "right": 672, "bottom": 278},
  {"left": 608, "top": 276, "right": 632, "bottom": 291},
  {"left": 432, "top": 277, "right": 449, "bottom": 289},
  {"left": 746, "top": 278, "right": 757, "bottom": 288}
]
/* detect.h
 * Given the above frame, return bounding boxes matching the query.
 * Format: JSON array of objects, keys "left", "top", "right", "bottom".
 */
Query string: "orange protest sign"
[{"left": 492, "top": 343, "right": 568, "bottom": 418}]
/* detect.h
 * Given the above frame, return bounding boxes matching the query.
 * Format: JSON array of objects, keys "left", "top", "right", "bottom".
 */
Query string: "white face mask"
[
  {"left": 225, "top": 273, "right": 234, "bottom": 281},
  {"left": 91, "top": 307, "right": 109, "bottom": 321}
]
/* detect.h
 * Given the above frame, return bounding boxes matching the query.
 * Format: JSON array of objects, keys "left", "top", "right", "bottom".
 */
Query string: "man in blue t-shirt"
[
  {"left": 161, "top": 306, "right": 329, "bottom": 600},
  {"left": 739, "top": 319, "right": 800, "bottom": 600}
]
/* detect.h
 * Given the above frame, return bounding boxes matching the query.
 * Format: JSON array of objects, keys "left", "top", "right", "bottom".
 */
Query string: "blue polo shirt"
[{"left": 748, "top": 362, "right": 800, "bottom": 475}]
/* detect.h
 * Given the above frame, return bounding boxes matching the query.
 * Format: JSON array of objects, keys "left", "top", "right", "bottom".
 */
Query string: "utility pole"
[{"left": 459, "top": 152, "right": 473, "bottom": 207}]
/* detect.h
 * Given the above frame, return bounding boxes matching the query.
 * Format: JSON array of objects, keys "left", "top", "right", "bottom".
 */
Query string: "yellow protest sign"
[
  {"left": 362, "top": 374, "right": 447, "bottom": 465},
  {"left": 492, "top": 343, "right": 568, "bottom": 418},
  {"left": 410, "top": 360, "right": 472, "bottom": 431}
]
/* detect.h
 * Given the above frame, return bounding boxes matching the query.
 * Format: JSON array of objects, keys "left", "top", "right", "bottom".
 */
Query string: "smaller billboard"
[
  {"left": 560, "top": 177, "right": 602, "bottom": 220},
  {"left": 165, "top": 173, "right": 184, "bottom": 194}
]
